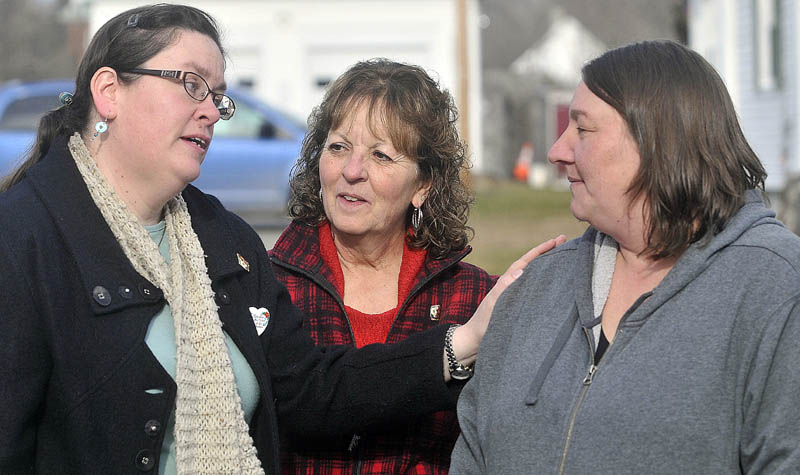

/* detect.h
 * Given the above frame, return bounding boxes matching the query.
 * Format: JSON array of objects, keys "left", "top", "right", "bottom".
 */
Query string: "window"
[{"left": 754, "top": 0, "right": 781, "bottom": 91}]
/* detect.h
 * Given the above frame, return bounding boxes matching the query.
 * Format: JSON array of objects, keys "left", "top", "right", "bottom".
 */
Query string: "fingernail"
[{"left": 511, "top": 269, "right": 523, "bottom": 279}]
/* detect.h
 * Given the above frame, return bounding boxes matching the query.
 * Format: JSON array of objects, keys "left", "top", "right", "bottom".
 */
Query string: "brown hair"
[
  {"left": 582, "top": 40, "right": 767, "bottom": 259},
  {"left": 289, "top": 58, "right": 473, "bottom": 258},
  {"left": 0, "top": 3, "right": 224, "bottom": 192}
]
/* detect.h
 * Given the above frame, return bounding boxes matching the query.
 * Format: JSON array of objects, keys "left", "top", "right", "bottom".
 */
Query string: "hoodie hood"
[{"left": 575, "top": 190, "right": 779, "bottom": 327}]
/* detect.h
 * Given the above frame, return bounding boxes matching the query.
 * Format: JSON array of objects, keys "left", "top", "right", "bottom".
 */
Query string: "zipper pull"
[
  {"left": 583, "top": 364, "right": 597, "bottom": 385},
  {"left": 348, "top": 434, "right": 361, "bottom": 452}
]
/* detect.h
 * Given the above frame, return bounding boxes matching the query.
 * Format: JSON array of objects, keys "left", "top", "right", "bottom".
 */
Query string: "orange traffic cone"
[{"left": 512, "top": 141, "right": 534, "bottom": 182}]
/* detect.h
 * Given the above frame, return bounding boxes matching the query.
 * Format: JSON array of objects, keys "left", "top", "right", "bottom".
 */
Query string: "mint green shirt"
[{"left": 143, "top": 221, "right": 259, "bottom": 474}]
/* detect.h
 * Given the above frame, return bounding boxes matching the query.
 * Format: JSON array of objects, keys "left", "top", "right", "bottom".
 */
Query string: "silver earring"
[
  {"left": 91, "top": 117, "right": 108, "bottom": 142},
  {"left": 318, "top": 188, "right": 323, "bottom": 201},
  {"left": 412, "top": 206, "right": 423, "bottom": 231}
]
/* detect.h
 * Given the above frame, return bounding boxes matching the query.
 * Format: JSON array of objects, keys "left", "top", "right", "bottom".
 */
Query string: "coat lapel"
[{"left": 27, "top": 137, "right": 164, "bottom": 316}]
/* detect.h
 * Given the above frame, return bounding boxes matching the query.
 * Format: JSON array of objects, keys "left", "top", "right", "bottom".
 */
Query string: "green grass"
[
  {"left": 471, "top": 181, "right": 575, "bottom": 218},
  {"left": 464, "top": 178, "right": 587, "bottom": 275}
]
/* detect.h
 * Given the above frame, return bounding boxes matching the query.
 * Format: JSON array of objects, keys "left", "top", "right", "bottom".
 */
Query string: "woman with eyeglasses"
[{"left": 0, "top": 4, "right": 561, "bottom": 474}]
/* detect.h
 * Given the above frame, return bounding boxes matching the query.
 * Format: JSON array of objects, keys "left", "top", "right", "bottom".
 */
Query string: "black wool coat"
[{"left": 0, "top": 137, "right": 458, "bottom": 474}]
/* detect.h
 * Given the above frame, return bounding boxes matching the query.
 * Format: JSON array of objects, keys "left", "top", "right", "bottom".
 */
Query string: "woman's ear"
[
  {"left": 89, "top": 67, "right": 120, "bottom": 121},
  {"left": 412, "top": 180, "right": 432, "bottom": 209}
]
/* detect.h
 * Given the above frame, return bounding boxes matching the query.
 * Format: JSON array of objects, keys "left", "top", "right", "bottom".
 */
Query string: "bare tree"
[{"left": 0, "top": 0, "right": 75, "bottom": 82}]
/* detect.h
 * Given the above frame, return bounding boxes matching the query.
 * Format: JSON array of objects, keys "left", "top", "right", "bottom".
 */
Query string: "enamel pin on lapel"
[
  {"left": 237, "top": 253, "right": 250, "bottom": 272},
  {"left": 429, "top": 304, "right": 441, "bottom": 321},
  {"left": 249, "top": 307, "right": 270, "bottom": 335}
]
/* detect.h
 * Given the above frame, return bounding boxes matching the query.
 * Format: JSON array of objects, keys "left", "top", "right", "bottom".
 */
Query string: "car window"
[
  {"left": 0, "top": 95, "right": 61, "bottom": 130},
  {"left": 214, "top": 100, "right": 294, "bottom": 140}
]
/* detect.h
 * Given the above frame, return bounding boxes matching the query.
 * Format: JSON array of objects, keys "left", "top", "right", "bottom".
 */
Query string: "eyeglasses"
[{"left": 126, "top": 68, "right": 236, "bottom": 120}]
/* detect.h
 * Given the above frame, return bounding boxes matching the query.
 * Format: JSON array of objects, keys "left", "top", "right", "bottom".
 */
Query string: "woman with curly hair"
[{"left": 269, "top": 58, "right": 511, "bottom": 474}]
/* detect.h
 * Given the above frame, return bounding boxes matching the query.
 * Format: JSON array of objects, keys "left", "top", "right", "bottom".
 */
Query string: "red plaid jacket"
[{"left": 269, "top": 221, "right": 496, "bottom": 474}]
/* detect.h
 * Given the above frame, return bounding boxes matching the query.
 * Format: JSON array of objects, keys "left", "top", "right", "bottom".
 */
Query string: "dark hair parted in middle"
[
  {"left": 288, "top": 58, "right": 473, "bottom": 258},
  {"left": 582, "top": 40, "right": 767, "bottom": 259}
]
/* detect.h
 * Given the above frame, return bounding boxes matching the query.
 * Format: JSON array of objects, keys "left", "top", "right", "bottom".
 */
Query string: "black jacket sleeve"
[
  {"left": 244, "top": 226, "right": 462, "bottom": 437},
  {"left": 0, "top": 227, "right": 49, "bottom": 473}
]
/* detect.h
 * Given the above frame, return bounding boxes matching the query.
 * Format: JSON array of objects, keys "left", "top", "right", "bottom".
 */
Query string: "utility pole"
[{"left": 456, "top": 0, "right": 472, "bottom": 186}]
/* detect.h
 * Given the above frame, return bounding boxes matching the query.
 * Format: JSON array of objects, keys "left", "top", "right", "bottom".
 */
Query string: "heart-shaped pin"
[{"left": 249, "top": 306, "right": 270, "bottom": 336}]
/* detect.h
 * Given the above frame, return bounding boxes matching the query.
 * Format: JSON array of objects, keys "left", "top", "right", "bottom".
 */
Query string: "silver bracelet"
[{"left": 445, "top": 324, "right": 474, "bottom": 380}]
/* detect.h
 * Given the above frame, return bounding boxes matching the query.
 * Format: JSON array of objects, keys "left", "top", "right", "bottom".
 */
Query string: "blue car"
[{"left": 0, "top": 79, "right": 304, "bottom": 226}]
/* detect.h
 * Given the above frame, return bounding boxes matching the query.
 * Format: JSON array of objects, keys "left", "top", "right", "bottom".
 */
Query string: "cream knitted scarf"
[{"left": 68, "top": 133, "right": 263, "bottom": 474}]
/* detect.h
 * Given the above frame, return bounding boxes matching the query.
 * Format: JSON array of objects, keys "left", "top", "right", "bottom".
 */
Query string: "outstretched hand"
[{"left": 445, "top": 235, "right": 567, "bottom": 381}]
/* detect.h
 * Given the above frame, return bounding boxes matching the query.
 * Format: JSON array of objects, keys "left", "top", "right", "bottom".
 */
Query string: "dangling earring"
[
  {"left": 319, "top": 188, "right": 323, "bottom": 201},
  {"left": 412, "top": 206, "right": 423, "bottom": 231},
  {"left": 91, "top": 117, "right": 108, "bottom": 142}
]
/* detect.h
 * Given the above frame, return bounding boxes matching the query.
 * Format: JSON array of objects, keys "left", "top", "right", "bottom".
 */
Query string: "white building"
[
  {"left": 688, "top": 0, "right": 799, "bottom": 193},
  {"left": 480, "top": 1, "right": 681, "bottom": 183},
  {"left": 67, "top": 0, "right": 485, "bottom": 170},
  {"left": 510, "top": 7, "right": 607, "bottom": 175},
  {"left": 481, "top": 7, "right": 606, "bottom": 184}
]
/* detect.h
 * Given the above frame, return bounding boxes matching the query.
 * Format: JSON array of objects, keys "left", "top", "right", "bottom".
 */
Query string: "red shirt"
[{"left": 317, "top": 221, "right": 426, "bottom": 348}]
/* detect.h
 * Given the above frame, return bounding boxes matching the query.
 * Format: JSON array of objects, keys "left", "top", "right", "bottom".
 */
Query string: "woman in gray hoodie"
[{"left": 451, "top": 40, "right": 800, "bottom": 474}]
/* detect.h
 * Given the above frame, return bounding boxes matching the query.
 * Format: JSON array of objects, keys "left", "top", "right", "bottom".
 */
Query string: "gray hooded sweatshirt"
[{"left": 452, "top": 192, "right": 800, "bottom": 474}]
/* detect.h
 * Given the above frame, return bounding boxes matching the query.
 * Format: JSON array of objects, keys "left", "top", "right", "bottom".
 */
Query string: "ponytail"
[{"left": 0, "top": 90, "right": 86, "bottom": 192}]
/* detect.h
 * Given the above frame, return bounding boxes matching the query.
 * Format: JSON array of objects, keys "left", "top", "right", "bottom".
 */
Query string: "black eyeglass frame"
[{"left": 126, "top": 68, "right": 236, "bottom": 120}]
